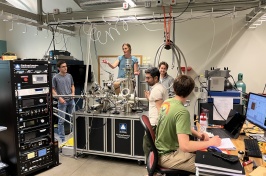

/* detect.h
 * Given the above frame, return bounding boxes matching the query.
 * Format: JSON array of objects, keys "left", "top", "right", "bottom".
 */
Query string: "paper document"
[
  {"left": 218, "top": 138, "right": 236, "bottom": 150},
  {"left": 213, "top": 97, "right": 233, "bottom": 121}
]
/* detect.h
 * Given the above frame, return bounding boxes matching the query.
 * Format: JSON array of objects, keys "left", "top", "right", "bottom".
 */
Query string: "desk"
[
  {"left": 197, "top": 120, "right": 263, "bottom": 175},
  {"left": 230, "top": 135, "right": 263, "bottom": 176}
]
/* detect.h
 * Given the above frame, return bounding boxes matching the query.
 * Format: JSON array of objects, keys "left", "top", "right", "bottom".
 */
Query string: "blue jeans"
[{"left": 58, "top": 99, "right": 75, "bottom": 142}]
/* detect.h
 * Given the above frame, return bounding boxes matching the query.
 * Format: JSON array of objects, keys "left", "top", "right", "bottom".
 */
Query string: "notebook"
[
  {"left": 207, "top": 109, "right": 246, "bottom": 139},
  {"left": 196, "top": 167, "right": 245, "bottom": 176},
  {"left": 195, "top": 151, "right": 244, "bottom": 174}
]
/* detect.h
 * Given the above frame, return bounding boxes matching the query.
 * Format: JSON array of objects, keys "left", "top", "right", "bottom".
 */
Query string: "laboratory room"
[{"left": 0, "top": 0, "right": 266, "bottom": 176}]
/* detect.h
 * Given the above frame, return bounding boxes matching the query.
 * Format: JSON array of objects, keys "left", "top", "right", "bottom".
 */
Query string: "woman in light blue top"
[
  {"left": 102, "top": 43, "right": 139, "bottom": 78},
  {"left": 102, "top": 43, "right": 139, "bottom": 94}
]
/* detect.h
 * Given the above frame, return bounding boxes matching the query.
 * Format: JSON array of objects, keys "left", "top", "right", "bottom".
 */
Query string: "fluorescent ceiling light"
[
  {"left": 125, "top": 0, "right": 136, "bottom": 7},
  {"left": 6, "top": 0, "right": 36, "bottom": 13}
]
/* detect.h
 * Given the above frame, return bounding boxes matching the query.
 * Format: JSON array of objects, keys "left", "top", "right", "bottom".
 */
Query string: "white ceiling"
[
  {"left": 0, "top": 0, "right": 262, "bottom": 28},
  {"left": 6, "top": 0, "right": 82, "bottom": 14}
]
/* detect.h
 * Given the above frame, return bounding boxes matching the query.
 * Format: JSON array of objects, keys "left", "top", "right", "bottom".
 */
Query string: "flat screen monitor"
[{"left": 246, "top": 93, "right": 266, "bottom": 131}]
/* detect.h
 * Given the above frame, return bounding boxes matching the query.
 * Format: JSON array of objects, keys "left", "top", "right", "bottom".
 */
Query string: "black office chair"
[{"left": 140, "top": 115, "right": 193, "bottom": 176}]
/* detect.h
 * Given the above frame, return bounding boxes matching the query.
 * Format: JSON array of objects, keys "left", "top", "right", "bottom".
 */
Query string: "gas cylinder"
[{"left": 236, "top": 73, "right": 246, "bottom": 93}]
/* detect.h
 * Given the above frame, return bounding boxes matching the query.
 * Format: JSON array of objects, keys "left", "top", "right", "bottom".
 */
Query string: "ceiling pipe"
[
  {"left": 44, "top": 0, "right": 261, "bottom": 23},
  {"left": 37, "top": 0, "right": 43, "bottom": 31}
]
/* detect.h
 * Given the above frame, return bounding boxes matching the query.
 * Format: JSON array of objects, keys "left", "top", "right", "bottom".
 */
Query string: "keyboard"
[{"left": 244, "top": 139, "right": 262, "bottom": 158}]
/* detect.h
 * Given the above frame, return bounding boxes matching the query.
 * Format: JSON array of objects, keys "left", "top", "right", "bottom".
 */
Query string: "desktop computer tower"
[{"left": 0, "top": 60, "right": 57, "bottom": 176}]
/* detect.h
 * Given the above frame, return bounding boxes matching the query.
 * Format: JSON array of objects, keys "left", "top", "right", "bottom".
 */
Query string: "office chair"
[{"left": 140, "top": 115, "right": 193, "bottom": 176}]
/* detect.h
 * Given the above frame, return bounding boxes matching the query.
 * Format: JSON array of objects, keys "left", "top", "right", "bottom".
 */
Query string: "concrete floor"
[
  {"left": 34, "top": 131, "right": 147, "bottom": 176},
  {"left": 36, "top": 154, "right": 147, "bottom": 176}
]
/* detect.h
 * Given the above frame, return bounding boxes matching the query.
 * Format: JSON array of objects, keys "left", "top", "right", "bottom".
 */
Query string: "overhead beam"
[
  {"left": 0, "top": 1, "right": 75, "bottom": 32},
  {"left": 246, "top": 7, "right": 261, "bottom": 21},
  {"left": 44, "top": 0, "right": 260, "bottom": 23}
]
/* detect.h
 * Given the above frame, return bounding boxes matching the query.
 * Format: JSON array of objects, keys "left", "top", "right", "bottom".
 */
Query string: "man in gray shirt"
[
  {"left": 159, "top": 61, "right": 175, "bottom": 97},
  {"left": 52, "top": 60, "right": 75, "bottom": 142}
]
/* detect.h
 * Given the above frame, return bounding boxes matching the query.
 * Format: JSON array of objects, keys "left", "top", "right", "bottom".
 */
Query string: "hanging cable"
[
  {"left": 162, "top": 6, "right": 172, "bottom": 47},
  {"left": 153, "top": 41, "right": 187, "bottom": 76}
]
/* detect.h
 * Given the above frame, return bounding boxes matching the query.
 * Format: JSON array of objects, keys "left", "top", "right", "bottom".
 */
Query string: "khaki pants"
[{"left": 158, "top": 149, "right": 196, "bottom": 173}]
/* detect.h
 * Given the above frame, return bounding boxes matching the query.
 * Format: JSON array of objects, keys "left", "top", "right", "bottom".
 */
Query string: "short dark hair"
[
  {"left": 56, "top": 60, "right": 66, "bottom": 68},
  {"left": 158, "top": 61, "right": 169, "bottom": 70},
  {"left": 145, "top": 67, "right": 160, "bottom": 79},
  {"left": 173, "top": 75, "right": 195, "bottom": 98}
]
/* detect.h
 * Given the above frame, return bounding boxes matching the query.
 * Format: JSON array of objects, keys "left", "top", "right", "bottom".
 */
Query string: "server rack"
[{"left": 0, "top": 60, "right": 58, "bottom": 176}]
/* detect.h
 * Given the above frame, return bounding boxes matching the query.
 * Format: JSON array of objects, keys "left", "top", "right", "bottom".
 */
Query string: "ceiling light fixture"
[{"left": 125, "top": 0, "right": 136, "bottom": 7}]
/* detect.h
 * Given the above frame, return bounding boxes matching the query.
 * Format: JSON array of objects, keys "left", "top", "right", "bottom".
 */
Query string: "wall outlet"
[
  {"left": 123, "top": 2, "right": 129, "bottom": 10},
  {"left": 53, "top": 8, "right": 60, "bottom": 14},
  {"left": 66, "top": 7, "right": 72, "bottom": 14},
  {"left": 156, "top": 0, "right": 163, "bottom": 6},
  {"left": 145, "top": 1, "right": 151, "bottom": 8}
]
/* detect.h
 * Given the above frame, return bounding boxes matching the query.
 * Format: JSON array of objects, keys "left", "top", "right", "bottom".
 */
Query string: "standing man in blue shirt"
[
  {"left": 52, "top": 60, "right": 75, "bottom": 142},
  {"left": 102, "top": 43, "right": 139, "bottom": 94}
]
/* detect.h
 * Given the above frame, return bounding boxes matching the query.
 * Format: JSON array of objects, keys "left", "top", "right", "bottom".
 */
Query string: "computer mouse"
[{"left": 207, "top": 146, "right": 222, "bottom": 153}]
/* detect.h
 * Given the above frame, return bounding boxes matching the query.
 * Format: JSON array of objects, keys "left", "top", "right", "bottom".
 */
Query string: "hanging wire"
[
  {"left": 22, "top": 23, "right": 27, "bottom": 33},
  {"left": 153, "top": 41, "right": 188, "bottom": 76},
  {"left": 9, "top": 21, "right": 14, "bottom": 31}
]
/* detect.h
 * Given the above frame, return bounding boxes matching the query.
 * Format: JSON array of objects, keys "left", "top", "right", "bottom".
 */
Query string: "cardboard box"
[{"left": 2, "top": 55, "right": 17, "bottom": 60}]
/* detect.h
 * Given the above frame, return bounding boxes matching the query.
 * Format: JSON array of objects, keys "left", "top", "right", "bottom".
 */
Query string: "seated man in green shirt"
[{"left": 155, "top": 75, "right": 221, "bottom": 173}]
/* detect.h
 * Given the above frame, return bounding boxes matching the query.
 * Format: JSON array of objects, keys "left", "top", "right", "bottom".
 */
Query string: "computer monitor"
[{"left": 246, "top": 93, "right": 266, "bottom": 138}]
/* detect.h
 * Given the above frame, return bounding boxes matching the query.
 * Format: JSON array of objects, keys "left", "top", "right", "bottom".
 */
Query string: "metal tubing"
[
  {"left": 53, "top": 113, "right": 72, "bottom": 125},
  {"left": 53, "top": 107, "right": 73, "bottom": 117}
]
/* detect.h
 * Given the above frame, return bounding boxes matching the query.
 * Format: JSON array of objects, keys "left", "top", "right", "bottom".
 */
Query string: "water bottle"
[
  {"left": 236, "top": 73, "right": 246, "bottom": 93},
  {"left": 200, "top": 113, "right": 208, "bottom": 132}
]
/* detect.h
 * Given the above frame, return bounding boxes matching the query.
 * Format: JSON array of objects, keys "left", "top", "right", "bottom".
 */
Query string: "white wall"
[
  {"left": 4, "top": 22, "right": 87, "bottom": 60},
  {"left": 85, "top": 10, "right": 266, "bottom": 116},
  {"left": 2, "top": 9, "right": 266, "bottom": 117},
  {"left": 0, "top": 21, "right": 6, "bottom": 40}
]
